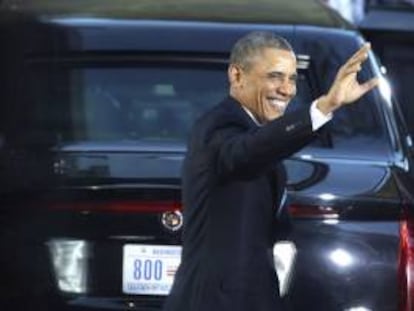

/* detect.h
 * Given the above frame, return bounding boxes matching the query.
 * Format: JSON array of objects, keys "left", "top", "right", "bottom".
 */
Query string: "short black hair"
[{"left": 229, "top": 31, "right": 294, "bottom": 70}]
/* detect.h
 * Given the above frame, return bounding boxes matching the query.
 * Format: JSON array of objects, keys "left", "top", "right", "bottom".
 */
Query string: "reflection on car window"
[
  {"left": 26, "top": 60, "right": 390, "bottom": 160},
  {"left": 67, "top": 66, "right": 227, "bottom": 142},
  {"left": 294, "top": 37, "right": 390, "bottom": 160}
]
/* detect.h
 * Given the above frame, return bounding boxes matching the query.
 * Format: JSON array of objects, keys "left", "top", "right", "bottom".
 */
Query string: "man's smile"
[{"left": 267, "top": 98, "right": 289, "bottom": 114}]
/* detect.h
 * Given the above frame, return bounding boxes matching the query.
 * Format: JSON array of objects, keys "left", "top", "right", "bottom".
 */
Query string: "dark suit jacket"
[{"left": 163, "top": 96, "right": 315, "bottom": 311}]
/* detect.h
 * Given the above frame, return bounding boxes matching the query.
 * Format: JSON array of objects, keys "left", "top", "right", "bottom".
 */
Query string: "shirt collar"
[{"left": 241, "top": 106, "right": 262, "bottom": 127}]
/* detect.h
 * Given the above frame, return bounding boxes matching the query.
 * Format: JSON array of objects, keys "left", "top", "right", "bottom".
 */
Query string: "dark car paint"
[{"left": 0, "top": 9, "right": 413, "bottom": 311}]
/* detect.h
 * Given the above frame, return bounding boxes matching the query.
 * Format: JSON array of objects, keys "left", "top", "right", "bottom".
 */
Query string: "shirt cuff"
[{"left": 310, "top": 100, "right": 333, "bottom": 131}]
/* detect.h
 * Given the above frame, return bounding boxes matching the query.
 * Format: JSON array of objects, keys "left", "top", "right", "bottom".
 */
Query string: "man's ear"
[{"left": 228, "top": 64, "right": 242, "bottom": 85}]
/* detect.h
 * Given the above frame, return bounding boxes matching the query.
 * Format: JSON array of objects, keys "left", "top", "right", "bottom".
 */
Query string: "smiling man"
[
  {"left": 229, "top": 35, "right": 298, "bottom": 123},
  {"left": 162, "top": 31, "right": 378, "bottom": 311}
]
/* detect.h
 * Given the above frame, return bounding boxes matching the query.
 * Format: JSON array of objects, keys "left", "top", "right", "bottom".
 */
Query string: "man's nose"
[{"left": 277, "top": 79, "right": 294, "bottom": 97}]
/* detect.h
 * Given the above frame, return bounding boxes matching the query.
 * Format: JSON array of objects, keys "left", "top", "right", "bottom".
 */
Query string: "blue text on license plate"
[{"left": 122, "top": 244, "right": 182, "bottom": 295}]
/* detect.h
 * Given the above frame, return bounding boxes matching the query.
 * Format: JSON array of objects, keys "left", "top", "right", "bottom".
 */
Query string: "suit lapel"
[
  {"left": 222, "top": 96, "right": 290, "bottom": 218},
  {"left": 221, "top": 96, "right": 260, "bottom": 130}
]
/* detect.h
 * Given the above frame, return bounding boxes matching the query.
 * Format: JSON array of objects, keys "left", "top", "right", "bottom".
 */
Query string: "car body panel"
[{"left": 0, "top": 2, "right": 412, "bottom": 311}]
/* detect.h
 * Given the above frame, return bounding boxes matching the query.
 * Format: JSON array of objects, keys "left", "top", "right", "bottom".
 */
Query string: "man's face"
[{"left": 230, "top": 48, "right": 297, "bottom": 123}]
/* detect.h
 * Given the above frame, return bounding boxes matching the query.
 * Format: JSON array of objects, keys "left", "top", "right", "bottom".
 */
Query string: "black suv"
[{"left": 1, "top": 1, "right": 414, "bottom": 310}]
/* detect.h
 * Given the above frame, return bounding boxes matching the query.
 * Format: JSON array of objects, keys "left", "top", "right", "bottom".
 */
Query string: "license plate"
[
  {"left": 122, "top": 242, "right": 295, "bottom": 296},
  {"left": 122, "top": 244, "right": 182, "bottom": 295}
]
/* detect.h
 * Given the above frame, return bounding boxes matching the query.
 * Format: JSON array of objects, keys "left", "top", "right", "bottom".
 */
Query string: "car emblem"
[{"left": 161, "top": 210, "right": 183, "bottom": 232}]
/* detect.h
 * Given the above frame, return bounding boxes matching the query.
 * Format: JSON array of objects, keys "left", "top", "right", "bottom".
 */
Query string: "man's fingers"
[
  {"left": 337, "top": 44, "right": 371, "bottom": 78},
  {"left": 342, "top": 63, "right": 362, "bottom": 76},
  {"left": 341, "top": 43, "right": 371, "bottom": 71},
  {"left": 345, "top": 53, "right": 368, "bottom": 69},
  {"left": 360, "top": 77, "right": 380, "bottom": 94},
  {"left": 348, "top": 43, "right": 371, "bottom": 64}
]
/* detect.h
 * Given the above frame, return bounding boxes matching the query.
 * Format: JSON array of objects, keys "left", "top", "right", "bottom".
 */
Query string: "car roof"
[
  {"left": 0, "top": 0, "right": 361, "bottom": 60},
  {"left": 7, "top": 17, "right": 358, "bottom": 56},
  {"left": 0, "top": 0, "right": 353, "bottom": 29}
]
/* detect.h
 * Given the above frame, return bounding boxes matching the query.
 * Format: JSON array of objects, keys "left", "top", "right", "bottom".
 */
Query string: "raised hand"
[{"left": 316, "top": 43, "right": 379, "bottom": 115}]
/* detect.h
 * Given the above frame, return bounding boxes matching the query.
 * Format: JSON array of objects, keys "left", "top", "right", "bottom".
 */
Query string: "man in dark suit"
[{"left": 163, "top": 31, "right": 378, "bottom": 311}]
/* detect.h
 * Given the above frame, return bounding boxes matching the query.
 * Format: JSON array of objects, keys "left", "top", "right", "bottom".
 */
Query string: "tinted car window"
[
  {"left": 292, "top": 33, "right": 391, "bottom": 160},
  {"left": 26, "top": 62, "right": 227, "bottom": 144},
  {"left": 24, "top": 57, "right": 390, "bottom": 159}
]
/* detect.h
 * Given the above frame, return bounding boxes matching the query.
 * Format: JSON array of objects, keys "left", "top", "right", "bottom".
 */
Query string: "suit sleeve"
[{"left": 209, "top": 108, "right": 316, "bottom": 180}]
